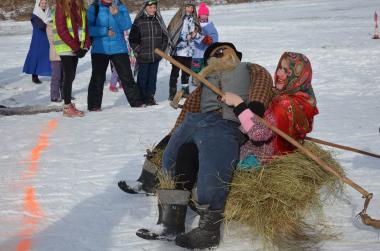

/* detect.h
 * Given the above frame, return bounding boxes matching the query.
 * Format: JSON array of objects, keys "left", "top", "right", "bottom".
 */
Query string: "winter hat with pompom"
[{"left": 198, "top": 2, "right": 209, "bottom": 16}]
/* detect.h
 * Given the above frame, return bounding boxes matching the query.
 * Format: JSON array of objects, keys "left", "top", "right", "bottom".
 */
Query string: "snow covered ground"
[{"left": 1, "top": 0, "right": 380, "bottom": 250}]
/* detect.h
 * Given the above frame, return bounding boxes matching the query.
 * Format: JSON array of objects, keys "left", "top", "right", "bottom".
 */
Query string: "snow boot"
[
  {"left": 156, "top": 189, "right": 190, "bottom": 235},
  {"left": 136, "top": 135, "right": 171, "bottom": 193},
  {"left": 63, "top": 103, "right": 84, "bottom": 117},
  {"left": 32, "top": 74, "right": 42, "bottom": 84},
  {"left": 175, "top": 205, "right": 223, "bottom": 249},
  {"left": 146, "top": 95, "right": 158, "bottom": 106},
  {"left": 136, "top": 155, "right": 159, "bottom": 193}
]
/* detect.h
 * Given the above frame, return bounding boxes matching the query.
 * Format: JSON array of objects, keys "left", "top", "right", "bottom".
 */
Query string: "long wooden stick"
[
  {"left": 155, "top": 48, "right": 370, "bottom": 197},
  {"left": 305, "top": 136, "right": 380, "bottom": 159},
  {"left": 155, "top": 49, "right": 225, "bottom": 97}
]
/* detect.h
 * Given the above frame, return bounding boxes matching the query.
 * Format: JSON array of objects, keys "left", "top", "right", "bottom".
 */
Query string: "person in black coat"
[{"left": 129, "top": 0, "right": 169, "bottom": 105}]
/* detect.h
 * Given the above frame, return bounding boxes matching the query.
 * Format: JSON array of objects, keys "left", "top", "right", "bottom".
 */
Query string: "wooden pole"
[{"left": 305, "top": 136, "right": 380, "bottom": 159}]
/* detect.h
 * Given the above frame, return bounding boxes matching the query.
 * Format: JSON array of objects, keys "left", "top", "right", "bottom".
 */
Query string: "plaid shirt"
[{"left": 172, "top": 63, "right": 274, "bottom": 131}]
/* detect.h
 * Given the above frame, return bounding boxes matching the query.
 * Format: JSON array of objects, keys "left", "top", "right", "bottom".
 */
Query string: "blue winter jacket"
[
  {"left": 193, "top": 22, "right": 218, "bottom": 59},
  {"left": 87, "top": 2, "right": 132, "bottom": 55}
]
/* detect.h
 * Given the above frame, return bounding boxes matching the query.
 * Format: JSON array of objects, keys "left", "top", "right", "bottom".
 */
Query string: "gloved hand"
[
  {"left": 202, "top": 35, "right": 213, "bottom": 45},
  {"left": 76, "top": 48, "right": 88, "bottom": 58}
]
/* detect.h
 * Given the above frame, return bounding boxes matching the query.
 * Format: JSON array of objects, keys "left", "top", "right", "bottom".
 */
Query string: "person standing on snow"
[
  {"left": 23, "top": 0, "right": 52, "bottom": 84},
  {"left": 54, "top": 0, "right": 91, "bottom": 117},
  {"left": 128, "top": 0, "right": 169, "bottom": 106},
  {"left": 191, "top": 2, "right": 218, "bottom": 81},
  {"left": 87, "top": 0, "right": 144, "bottom": 111},
  {"left": 46, "top": 0, "right": 63, "bottom": 102},
  {"left": 167, "top": 0, "right": 200, "bottom": 100}
]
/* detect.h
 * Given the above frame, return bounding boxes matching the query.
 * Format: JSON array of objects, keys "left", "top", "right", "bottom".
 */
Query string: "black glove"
[{"left": 76, "top": 48, "right": 88, "bottom": 58}]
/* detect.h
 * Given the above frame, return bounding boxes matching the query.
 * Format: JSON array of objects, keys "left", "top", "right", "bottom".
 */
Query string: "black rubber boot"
[
  {"left": 32, "top": 74, "right": 42, "bottom": 84},
  {"left": 136, "top": 135, "right": 171, "bottom": 193},
  {"left": 175, "top": 206, "right": 223, "bottom": 249},
  {"left": 136, "top": 153, "right": 159, "bottom": 193},
  {"left": 156, "top": 189, "right": 190, "bottom": 236}
]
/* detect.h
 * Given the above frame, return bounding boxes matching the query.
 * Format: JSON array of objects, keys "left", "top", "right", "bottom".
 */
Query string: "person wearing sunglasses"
[
  {"left": 166, "top": 0, "right": 201, "bottom": 100},
  {"left": 141, "top": 42, "right": 273, "bottom": 249},
  {"left": 128, "top": 0, "right": 169, "bottom": 106}
]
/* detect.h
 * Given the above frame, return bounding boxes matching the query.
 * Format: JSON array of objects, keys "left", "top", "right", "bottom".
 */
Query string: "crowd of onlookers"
[{"left": 23, "top": 0, "right": 218, "bottom": 117}]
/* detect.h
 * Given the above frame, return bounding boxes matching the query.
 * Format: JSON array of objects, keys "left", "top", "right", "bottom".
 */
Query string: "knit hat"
[
  {"left": 144, "top": 0, "right": 158, "bottom": 5},
  {"left": 183, "top": 0, "right": 196, "bottom": 6},
  {"left": 204, "top": 42, "right": 243, "bottom": 63},
  {"left": 198, "top": 2, "right": 209, "bottom": 16}
]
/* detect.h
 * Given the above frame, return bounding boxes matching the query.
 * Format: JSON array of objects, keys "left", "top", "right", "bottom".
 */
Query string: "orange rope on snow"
[{"left": 15, "top": 119, "right": 58, "bottom": 251}]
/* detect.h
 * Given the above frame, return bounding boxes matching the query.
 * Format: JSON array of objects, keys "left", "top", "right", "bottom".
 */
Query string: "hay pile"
[
  {"left": 147, "top": 148, "right": 176, "bottom": 190},
  {"left": 224, "top": 142, "right": 345, "bottom": 250}
]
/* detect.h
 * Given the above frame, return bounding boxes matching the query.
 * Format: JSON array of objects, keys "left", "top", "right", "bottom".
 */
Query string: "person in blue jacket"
[
  {"left": 87, "top": 0, "right": 144, "bottom": 111},
  {"left": 23, "top": 0, "right": 52, "bottom": 84}
]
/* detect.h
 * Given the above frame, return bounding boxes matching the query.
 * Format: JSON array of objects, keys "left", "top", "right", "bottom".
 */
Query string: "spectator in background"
[
  {"left": 46, "top": 0, "right": 63, "bottom": 102},
  {"left": 23, "top": 0, "right": 52, "bottom": 84},
  {"left": 87, "top": 0, "right": 144, "bottom": 111},
  {"left": 54, "top": 0, "right": 91, "bottom": 117},
  {"left": 167, "top": 0, "right": 200, "bottom": 100},
  {"left": 191, "top": 2, "right": 218, "bottom": 82},
  {"left": 129, "top": 0, "right": 169, "bottom": 105}
]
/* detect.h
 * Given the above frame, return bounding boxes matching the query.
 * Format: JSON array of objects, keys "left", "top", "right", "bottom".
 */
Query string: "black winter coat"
[{"left": 129, "top": 14, "right": 168, "bottom": 64}]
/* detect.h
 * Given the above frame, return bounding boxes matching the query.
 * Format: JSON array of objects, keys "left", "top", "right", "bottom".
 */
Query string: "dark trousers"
[
  {"left": 88, "top": 53, "right": 143, "bottom": 110},
  {"left": 169, "top": 56, "right": 192, "bottom": 89},
  {"left": 137, "top": 60, "right": 160, "bottom": 102},
  {"left": 175, "top": 143, "right": 199, "bottom": 192},
  {"left": 50, "top": 61, "right": 63, "bottom": 100},
  {"left": 60, "top": 56, "right": 78, "bottom": 105}
]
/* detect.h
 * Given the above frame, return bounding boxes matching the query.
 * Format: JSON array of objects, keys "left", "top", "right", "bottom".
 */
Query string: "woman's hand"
[
  {"left": 221, "top": 92, "right": 244, "bottom": 107},
  {"left": 110, "top": 6, "right": 119, "bottom": 15},
  {"left": 108, "top": 28, "right": 115, "bottom": 37}
]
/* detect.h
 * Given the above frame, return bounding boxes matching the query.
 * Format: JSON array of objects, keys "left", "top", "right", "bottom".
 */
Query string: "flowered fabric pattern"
[
  {"left": 239, "top": 52, "right": 319, "bottom": 164},
  {"left": 175, "top": 15, "right": 196, "bottom": 57},
  {"left": 270, "top": 52, "right": 319, "bottom": 153}
]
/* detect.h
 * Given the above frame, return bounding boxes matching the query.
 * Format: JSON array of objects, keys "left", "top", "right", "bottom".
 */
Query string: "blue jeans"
[
  {"left": 137, "top": 60, "right": 160, "bottom": 100},
  {"left": 163, "top": 112, "right": 242, "bottom": 210}
]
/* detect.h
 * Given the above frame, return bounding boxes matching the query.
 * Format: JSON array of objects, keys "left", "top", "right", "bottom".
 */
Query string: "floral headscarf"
[
  {"left": 273, "top": 52, "right": 317, "bottom": 108},
  {"left": 270, "top": 52, "right": 319, "bottom": 153}
]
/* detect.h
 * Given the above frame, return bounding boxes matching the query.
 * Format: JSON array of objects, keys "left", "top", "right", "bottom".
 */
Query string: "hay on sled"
[
  {"left": 224, "top": 142, "right": 345, "bottom": 250},
  {"left": 153, "top": 140, "right": 345, "bottom": 249}
]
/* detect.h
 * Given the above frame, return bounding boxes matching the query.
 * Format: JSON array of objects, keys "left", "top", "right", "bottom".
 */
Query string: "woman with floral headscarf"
[
  {"left": 222, "top": 52, "right": 319, "bottom": 168},
  {"left": 23, "top": 0, "right": 52, "bottom": 84}
]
